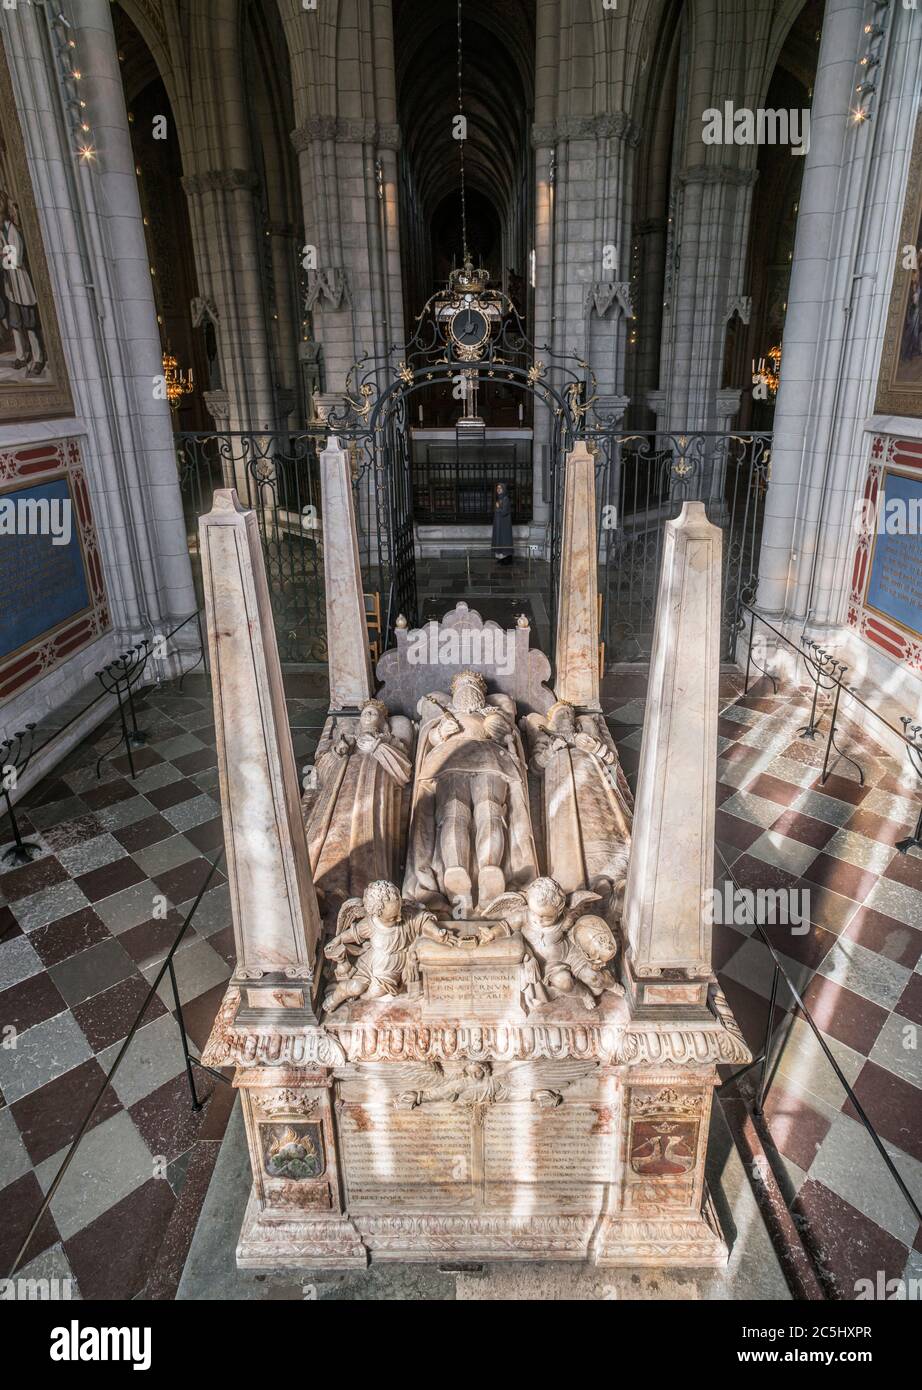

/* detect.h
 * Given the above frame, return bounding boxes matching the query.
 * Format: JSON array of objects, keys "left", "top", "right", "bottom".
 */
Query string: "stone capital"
[
  {"left": 531, "top": 112, "right": 641, "bottom": 149},
  {"left": 181, "top": 168, "right": 260, "bottom": 197},
  {"left": 291, "top": 117, "right": 402, "bottom": 151},
  {"left": 678, "top": 163, "right": 758, "bottom": 189}
]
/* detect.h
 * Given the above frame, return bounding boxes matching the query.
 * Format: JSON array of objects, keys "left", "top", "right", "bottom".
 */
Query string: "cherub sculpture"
[
  {"left": 322, "top": 879, "right": 458, "bottom": 1014},
  {"left": 480, "top": 876, "right": 623, "bottom": 1011}
]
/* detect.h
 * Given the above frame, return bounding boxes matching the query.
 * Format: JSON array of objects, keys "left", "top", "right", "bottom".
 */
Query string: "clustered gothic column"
[
  {"left": 70, "top": 0, "right": 197, "bottom": 630},
  {"left": 282, "top": 0, "right": 405, "bottom": 404},
  {"left": 178, "top": 1, "right": 278, "bottom": 433},
  {"left": 531, "top": 0, "right": 653, "bottom": 540},
  {"left": 756, "top": 0, "right": 880, "bottom": 629},
  {"left": 651, "top": 0, "right": 777, "bottom": 437}
]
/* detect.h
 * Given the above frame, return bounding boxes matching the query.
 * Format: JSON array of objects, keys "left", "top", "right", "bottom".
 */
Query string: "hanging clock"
[{"left": 448, "top": 303, "right": 490, "bottom": 355}]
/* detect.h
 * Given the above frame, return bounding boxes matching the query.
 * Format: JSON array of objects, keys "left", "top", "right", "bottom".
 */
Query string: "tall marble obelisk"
[
  {"left": 200, "top": 490, "right": 322, "bottom": 1022},
  {"left": 623, "top": 501, "right": 722, "bottom": 1009},
  {"left": 554, "top": 439, "right": 601, "bottom": 710},
  {"left": 320, "top": 434, "right": 373, "bottom": 710}
]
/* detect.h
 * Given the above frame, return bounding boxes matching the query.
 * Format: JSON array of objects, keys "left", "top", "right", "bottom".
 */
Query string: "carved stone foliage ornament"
[
  {"left": 304, "top": 268, "right": 351, "bottom": 312},
  {"left": 586, "top": 281, "right": 634, "bottom": 320}
]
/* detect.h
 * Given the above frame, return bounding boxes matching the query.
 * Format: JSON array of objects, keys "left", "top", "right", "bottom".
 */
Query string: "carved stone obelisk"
[
  {"left": 554, "top": 439, "right": 600, "bottom": 711},
  {"left": 199, "top": 489, "right": 321, "bottom": 1021},
  {"left": 623, "top": 501, "right": 722, "bottom": 1009},
  {"left": 320, "top": 434, "right": 373, "bottom": 710}
]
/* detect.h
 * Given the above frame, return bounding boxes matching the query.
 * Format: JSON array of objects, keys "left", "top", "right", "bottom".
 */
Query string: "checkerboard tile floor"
[
  {"left": 607, "top": 671, "right": 922, "bottom": 1300},
  {"left": 0, "top": 677, "right": 329, "bottom": 1299},
  {"left": 1, "top": 667, "right": 919, "bottom": 1299}
]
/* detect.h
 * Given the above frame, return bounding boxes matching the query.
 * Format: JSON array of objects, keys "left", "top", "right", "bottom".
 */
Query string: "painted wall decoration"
[
  {"left": 876, "top": 113, "right": 922, "bottom": 417},
  {"left": 0, "top": 35, "right": 74, "bottom": 423},
  {"left": 848, "top": 434, "right": 922, "bottom": 673},
  {"left": 0, "top": 438, "right": 109, "bottom": 701}
]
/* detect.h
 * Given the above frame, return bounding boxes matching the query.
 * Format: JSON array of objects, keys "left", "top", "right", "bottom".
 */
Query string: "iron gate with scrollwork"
[
  {"left": 176, "top": 286, "right": 770, "bottom": 668},
  {"left": 588, "top": 429, "right": 773, "bottom": 664}
]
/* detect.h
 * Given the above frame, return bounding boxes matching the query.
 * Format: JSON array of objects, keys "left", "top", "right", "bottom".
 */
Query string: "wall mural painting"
[
  {"left": 0, "top": 438, "right": 110, "bottom": 701},
  {"left": 877, "top": 113, "right": 922, "bottom": 417},
  {"left": 848, "top": 435, "right": 922, "bottom": 672},
  {"left": 0, "top": 35, "right": 73, "bottom": 423}
]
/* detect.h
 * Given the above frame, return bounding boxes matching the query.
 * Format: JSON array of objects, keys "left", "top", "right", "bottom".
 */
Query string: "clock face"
[{"left": 449, "top": 306, "right": 489, "bottom": 351}]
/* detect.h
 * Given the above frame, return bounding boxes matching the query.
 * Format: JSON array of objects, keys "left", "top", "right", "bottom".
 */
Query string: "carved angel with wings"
[
  {"left": 322, "top": 880, "right": 458, "bottom": 1014},
  {"left": 344, "top": 1057, "right": 598, "bottom": 1110},
  {"left": 479, "top": 876, "right": 623, "bottom": 1011}
]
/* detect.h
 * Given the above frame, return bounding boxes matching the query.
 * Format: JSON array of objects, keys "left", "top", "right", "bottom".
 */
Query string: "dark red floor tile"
[
  {"left": 799, "top": 977, "right": 888, "bottom": 1055},
  {"left": 715, "top": 973, "right": 787, "bottom": 1054},
  {"left": 810, "top": 772, "right": 870, "bottom": 807},
  {"left": 0, "top": 971, "right": 67, "bottom": 1033},
  {"left": 185, "top": 816, "right": 224, "bottom": 855},
  {"left": 113, "top": 813, "right": 174, "bottom": 852},
  {"left": 74, "top": 855, "right": 146, "bottom": 903},
  {"left": 72, "top": 973, "right": 166, "bottom": 1053},
  {"left": 791, "top": 1179, "right": 909, "bottom": 1299},
  {"left": 747, "top": 773, "right": 804, "bottom": 808},
  {"left": 798, "top": 880, "right": 862, "bottom": 935},
  {"left": 10, "top": 1057, "right": 123, "bottom": 1166},
  {"left": 22, "top": 777, "right": 73, "bottom": 809},
  {"left": 714, "top": 811, "right": 764, "bottom": 853},
  {"left": 806, "top": 853, "right": 876, "bottom": 904},
  {"left": 145, "top": 779, "right": 201, "bottom": 811},
  {"left": 735, "top": 695, "right": 780, "bottom": 713},
  {"left": 717, "top": 716, "right": 744, "bottom": 741},
  {"left": 80, "top": 778, "right": 139, "bottom": 811},
  {"left": 172, "top": 747, "right": 218, "bottom": 776},
  {"left": 110, "top": 747, "right": 164, "bottom": 776},
  {"left": 64, "top": 1178, "right": 175, "bottom": 1300},
  {"left": 730, "top": 855, "right": 803, "bottom": 894},
  {"left": 770, "top": 809, "right": 837, "bottom": 851},
  {"left": 761, "top": 919, "right": 838, "bottom": 972},
  {"left": 29, "top": 906, "right": 111, "bottom": 967},
  {"left": 780, "top": 739, "right": 827, "bottom": 769},
  {"left": 0, "top": 904, "right": 21, "bottom": 944},
  {"left": 711, "top": 919, "right": 747, "bottom": 972},
  {"left": 196, "top": 1075, "right": 236, "bottom": 1140},
  {"left": 718, "top": 742, "right": 762, "bottom": 767},
  {"left": 129, "top": 1072, "right": 215, "bottom": 1163},
  {"left": 152, "top": 857, "right": 224, "bottom": 907},
  {"left": 141, "top": 1140, "right": 222, "bottom": 1300},
  {"left": 119, "top": 911, "right": 186, "bottom": 968},
  {"left": 208, "top": 924, "right": 236, "bottom": 970},
  {"left": 763, "top": 1086, "right": 831, "bottom": 1173},
  {"left": 846, "top": 807, "right": 913, "bottom": 846},
  {"left": 843, "top": 905, "right": 922, "bottom": 971},
  {"left": 0, "top": 1171, "right": 61, "bottom": 1272},
  {"left": 883, "top": 849, "right": 922, "bottom": 893},
  {"left": 179, "top": 981, "right": 230, "bottom": 1052},
  {"left": 842, "top": 1060, "right": 922, "bottom": 1164},
  {"left": 39, "top": 813, "right": 105, "bottom": 852},
  {"left": 896, "top": 973, "right": 922, "bottom": 1027},
  {"left": 0, "top": 854, "right": 68, "bottom": 904}
]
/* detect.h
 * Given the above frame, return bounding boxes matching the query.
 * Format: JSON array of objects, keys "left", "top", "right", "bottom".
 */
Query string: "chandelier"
[
  {"left": 162, "top": 351, "right": 194, "bottom": 410},
  {"left": 752, "top": 344, "right": 781, "bottom": 399}
]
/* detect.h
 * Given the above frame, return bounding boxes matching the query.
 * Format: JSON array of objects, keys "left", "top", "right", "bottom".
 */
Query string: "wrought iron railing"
[
  {"left": 177, "top": 427, "right": 771, "bottom": 670},
  {"left": 412, "top": 436, "right": 533, "bottom": 525},
  {"left": 589, "top": 430, "right": 772, "bottom": 663}
]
